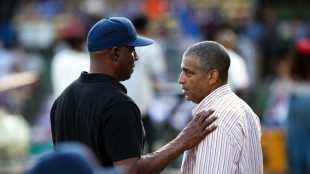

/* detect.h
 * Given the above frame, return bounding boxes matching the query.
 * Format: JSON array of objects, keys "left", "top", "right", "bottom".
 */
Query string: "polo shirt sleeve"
[
  {"left": 50, "top": 99, "right": 58, "bottom": 145},
  {"left": 102, "top": 102, "right": 144, "bottom": 162}
]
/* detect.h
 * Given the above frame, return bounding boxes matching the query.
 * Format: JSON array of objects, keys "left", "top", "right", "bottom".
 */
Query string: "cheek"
[
  {"left": 187, "top": 80, "right": 199, "bottom": 95},
  {"left": 198, "top": 81, "right": 210, "bottom": 97},
  {"left": 129, "top": 56, "right": 135, "bottom": 66},
  {"left": 190, "top": 80, "right": 207, "bottom": 95},
  {"left": 124, "top": 57, "right": 133, "bottom": 68},
  {"left": 188, "top": 78, "right": 198, "bottom": 89}
]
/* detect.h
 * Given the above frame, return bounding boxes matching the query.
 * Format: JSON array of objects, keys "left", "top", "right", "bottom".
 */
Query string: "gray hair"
[{"left": 183, "top": 41, "right": 230, "bottom": 82}]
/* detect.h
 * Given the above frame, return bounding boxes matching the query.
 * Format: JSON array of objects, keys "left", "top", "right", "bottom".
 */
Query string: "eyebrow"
[{"left": 181, "top": 67, "right": 192, "bottom": 73}]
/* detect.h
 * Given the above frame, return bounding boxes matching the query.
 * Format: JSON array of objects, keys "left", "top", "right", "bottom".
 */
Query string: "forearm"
[
  {"left": 131, "top": 138, "right": 185, "bottom": 174},
  {"left": 114, "top": 109, "right": 217, "bottom": 174}
]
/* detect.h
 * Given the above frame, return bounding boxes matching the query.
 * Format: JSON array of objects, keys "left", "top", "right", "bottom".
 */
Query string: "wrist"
[{"left": 172, "top": 137, "right": 187, "bottom": 152}]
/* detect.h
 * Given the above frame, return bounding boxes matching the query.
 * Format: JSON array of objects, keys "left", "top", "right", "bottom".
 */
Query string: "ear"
[
  {"left": 110, "top": 46, "right": 120, "bottom": 62},
  {"left": 207, "top": 69, "right": 219, "bottom": 85}
]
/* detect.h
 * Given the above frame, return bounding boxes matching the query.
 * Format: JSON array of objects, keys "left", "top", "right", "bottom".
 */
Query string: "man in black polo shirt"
[{"left": 50, "top": 17, "right": 218, "bottom": 174}]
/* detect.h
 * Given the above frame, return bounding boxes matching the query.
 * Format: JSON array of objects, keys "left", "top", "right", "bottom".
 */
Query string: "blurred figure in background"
[
  {"left": 30, "top": 20, "right": 90, "bottom": 146},
  {"left": 214, "top": 29, "right": 250, "bottom": 100},
  {"left": 0, "top": 71, "right": 38, "bottom": 173},
  {"left": 0, "top": 38, "right": 44, "bottom": 121},
  {"left": 262, "top": 48, "right": 291, "bottom": 127},
  {"left": 24, "top": 142, "right": 124, "bottom": 174},
  {"left": 0, "top": 108, "right": 31, "bottom": 161},
  {"left": 121, "top": 15, "right": 167, "bottom": 153},
  {"left": 285, "top": 38, "right": 310, "bottom": 174},
  {"left": 51, "top": 20, "right": 89, "bottom": 100}
]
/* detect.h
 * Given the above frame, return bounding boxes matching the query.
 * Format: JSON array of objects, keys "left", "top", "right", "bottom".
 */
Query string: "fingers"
[
  {"left": 199, "top": 115, "right": 217, "bottom": 134},
  {"left": 203, "top": 115, "right": 218, "bottom": 127},
  {"left": 177, "top": 109, "right": 218, "bottom": 150},
  {"left": 203, "top": 125, "right": 218, "bottom": 135},
  {"left": 196, "top": 109, "right": 215, "bottom": 126}
]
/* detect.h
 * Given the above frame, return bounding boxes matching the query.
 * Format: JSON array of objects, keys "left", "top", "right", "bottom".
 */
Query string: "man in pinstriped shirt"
[{"left": 179, "top": 41, "right": 263, "bottom": 174}]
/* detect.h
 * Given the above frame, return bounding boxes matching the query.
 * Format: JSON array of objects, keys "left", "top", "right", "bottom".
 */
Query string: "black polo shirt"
[{"left": 50, "top": 72, "right": 145, "bottom": 167}]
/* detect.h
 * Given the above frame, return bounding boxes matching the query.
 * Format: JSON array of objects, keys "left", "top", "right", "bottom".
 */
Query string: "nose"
[
  {"left": 178, "top": 72, "right": 185, "bottom": 84},
  {"left": 134, "top": 50, "right": 139, "bottom": 61}
]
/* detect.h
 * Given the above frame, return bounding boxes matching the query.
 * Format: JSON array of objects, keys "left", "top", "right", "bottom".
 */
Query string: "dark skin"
[{"left": 89, "top": 46, "right": 218, "bottom": 174}]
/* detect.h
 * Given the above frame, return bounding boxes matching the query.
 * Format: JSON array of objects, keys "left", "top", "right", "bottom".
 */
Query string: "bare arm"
[{"left": 113, "top": 109, "right": 218, "bottom": 174}]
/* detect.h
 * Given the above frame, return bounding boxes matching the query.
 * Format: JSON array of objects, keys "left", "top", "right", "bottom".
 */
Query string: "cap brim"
[{"left": 126, "top": 36, "right": 154, "bottom": 47}]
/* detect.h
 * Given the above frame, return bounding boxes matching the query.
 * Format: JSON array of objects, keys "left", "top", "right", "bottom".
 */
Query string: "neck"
[
  {"left": 210, "top": 81, "right": 227, "bottom": 93},
  {"left": 89, "top": 51, "right": 118, "bottom": 80}
]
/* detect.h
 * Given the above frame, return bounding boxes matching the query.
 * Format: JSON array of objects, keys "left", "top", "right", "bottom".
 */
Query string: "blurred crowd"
[{"left": 0, "top": 0, "right": 310, "bottom": 173}]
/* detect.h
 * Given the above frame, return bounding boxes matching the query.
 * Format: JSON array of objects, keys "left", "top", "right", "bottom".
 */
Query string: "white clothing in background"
[
  {"left": 227, "top": 49, "right": 250, "bottom": 92},
  {"left": 122, "top": 41, "right": 167, "bottom": 116},
  {"left": 51, "top": 49, "right": 89, "bottom": 99}
]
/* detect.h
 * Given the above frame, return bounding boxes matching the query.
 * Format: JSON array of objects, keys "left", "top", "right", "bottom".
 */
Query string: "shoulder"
[
  {"left": 222, "top": 100, "right": 258, "bottom": 130},
  {"left": 56, "top": 78, "right": 136, "bottom": 109},
  {"left": 105, "top": 102, "right": 140, "bottom": 120},
  {"left": 215, "top": 93, "right": 259, "bottom": 136}
]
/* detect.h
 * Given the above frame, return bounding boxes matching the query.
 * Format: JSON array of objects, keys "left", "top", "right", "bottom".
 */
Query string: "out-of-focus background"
[{"left": 0, "top": 0, "right": 309, "bottom": 174}]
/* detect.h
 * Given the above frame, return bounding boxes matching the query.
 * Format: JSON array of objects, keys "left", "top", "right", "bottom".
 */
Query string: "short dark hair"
[{"left": 183, "top": 41, "right": 230, "bottom": 82}]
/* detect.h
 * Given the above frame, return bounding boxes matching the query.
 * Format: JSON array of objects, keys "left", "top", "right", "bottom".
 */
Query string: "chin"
[
  {"left": 185, "top": 96, "right": 193, "bottom": 102},
  {"left": 192, "top": 101, "right": 200, "bottom": 104},
  {"left": 187, "top": 97, "right": 199, "bottom": 104},
  {"left": 120, "top": 75, "right": 131, "bottom": 81}
]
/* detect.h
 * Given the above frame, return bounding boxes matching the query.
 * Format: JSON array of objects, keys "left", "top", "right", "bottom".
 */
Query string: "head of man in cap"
[{"left": 87, "top": 17, "right": 153, "bottom": 81}]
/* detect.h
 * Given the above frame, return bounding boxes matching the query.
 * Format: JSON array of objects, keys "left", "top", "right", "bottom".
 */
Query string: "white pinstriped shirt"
[{"left": 181, "top": 84, "right": 263, "bottom": 174}]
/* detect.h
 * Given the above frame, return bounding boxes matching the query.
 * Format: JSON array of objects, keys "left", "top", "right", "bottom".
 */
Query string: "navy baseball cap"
[{"left": 87, "top": 17, "right": 154, "bottom": 52}]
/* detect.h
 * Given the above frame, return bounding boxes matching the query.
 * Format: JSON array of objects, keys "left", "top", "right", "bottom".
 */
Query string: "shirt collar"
[
  {"left": 192, "top": 84, "right": 232, "bottom": 115},
  {"left": 79, "top": 71, "right": 127, "bottom": 93}
]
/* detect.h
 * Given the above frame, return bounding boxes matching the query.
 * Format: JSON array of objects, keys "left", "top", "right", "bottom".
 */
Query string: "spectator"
[
  {"left": 215, "top": 28, "right": 250, "bottom": 100},
  {"left": 51, "top": 20, "right": 89, "bottom": 99},
  {"left": 285, "top": 38, "right": 310, "bottom": 174},
  {"left": 24, "top": 142, "right": 124, "bottom": 174}
]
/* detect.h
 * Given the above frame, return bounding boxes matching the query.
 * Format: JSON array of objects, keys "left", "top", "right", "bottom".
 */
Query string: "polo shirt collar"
[{"left": 79, "top": 71, "right": 127, "bottom": 93}]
